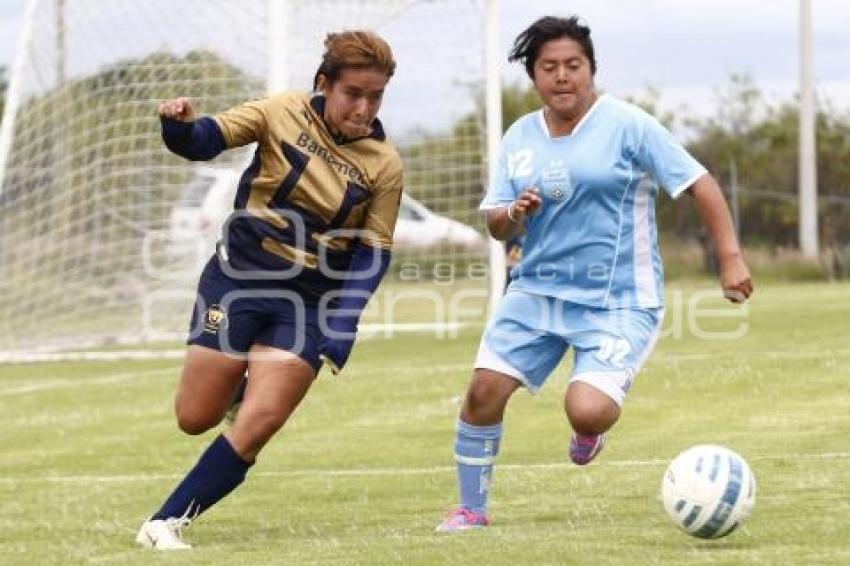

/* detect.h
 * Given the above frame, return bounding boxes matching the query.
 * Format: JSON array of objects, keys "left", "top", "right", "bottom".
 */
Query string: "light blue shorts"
[{"left": 475, "top": 290, "right": 664, "bottom": 405}]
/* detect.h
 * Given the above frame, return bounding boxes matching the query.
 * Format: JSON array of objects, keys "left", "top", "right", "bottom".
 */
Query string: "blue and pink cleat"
[
  {"left": 435, "top": 507, "right": 489, "bottom": 533},
  {"left": 569, "top": 433, "right": 605, "bottom": 465}
]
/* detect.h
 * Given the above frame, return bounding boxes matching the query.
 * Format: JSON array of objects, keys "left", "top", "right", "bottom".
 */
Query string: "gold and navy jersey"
[{"left": 212, "top": 91, "right": 403, "bottom": 300}]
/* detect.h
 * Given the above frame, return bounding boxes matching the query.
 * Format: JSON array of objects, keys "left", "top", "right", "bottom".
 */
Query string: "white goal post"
[{"left": 0, "top": 0, "right": 504, "bottom": 358}]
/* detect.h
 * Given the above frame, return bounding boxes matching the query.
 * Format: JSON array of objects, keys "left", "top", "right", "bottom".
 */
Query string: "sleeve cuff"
[
  {"left": 669, "top": 169, "right": 708, "bottom": 199},
  {"left": 479, "top": 201, "right": 514, "bottom": 212}
]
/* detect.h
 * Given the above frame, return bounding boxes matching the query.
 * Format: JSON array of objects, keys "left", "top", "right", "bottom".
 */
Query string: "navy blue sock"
[
  {"left": 454, "top": 420, "right": 502, "bottom": 515},
  {"left": 152, "top": 434, "right": 252, "bottom": 520}
]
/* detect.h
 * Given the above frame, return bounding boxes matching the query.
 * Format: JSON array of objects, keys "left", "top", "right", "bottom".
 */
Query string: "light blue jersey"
[{"left": 481, "top": 94, "right": 706, "bottom": 308}]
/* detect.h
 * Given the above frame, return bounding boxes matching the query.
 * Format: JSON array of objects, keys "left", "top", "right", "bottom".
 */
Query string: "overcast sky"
[
  {"left": 1, "top": 0, "right": 848, "bottom": 124},
  {"left": 499, "top": 0, "right": 850, "bottom": 116}
]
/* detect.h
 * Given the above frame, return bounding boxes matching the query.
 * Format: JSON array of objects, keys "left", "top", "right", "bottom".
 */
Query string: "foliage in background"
[
  {"left": 681, "top": 75, "right": 850, "bottom": 250},
  {"left": 0, "top": 51, "right": 259, "bottom": 281},
  {"left": 493, "top": 76, "right": 850, "bottom": 279},
  {"left": 3, "top": 55, "right": 848, "bottom": 280},
  {"left": 0, "top": 52, "right": 262, "bottom": 345}
]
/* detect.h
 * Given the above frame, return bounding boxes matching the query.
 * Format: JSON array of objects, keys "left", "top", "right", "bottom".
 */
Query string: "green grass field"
[{"left": 2, "top": 282, "right": 849, "bottom": 565}]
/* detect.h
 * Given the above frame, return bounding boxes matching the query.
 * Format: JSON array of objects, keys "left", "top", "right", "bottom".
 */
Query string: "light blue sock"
[{"left": 454, "top": 420, "right": 503, "bottom": 515}]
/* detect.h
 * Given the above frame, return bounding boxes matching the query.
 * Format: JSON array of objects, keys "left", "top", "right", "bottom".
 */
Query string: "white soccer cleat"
[{"left": 135, "top": 518, "right": 193, "bottom": 550}]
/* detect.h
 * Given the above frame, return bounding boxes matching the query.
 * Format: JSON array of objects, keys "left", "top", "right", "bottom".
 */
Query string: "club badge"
[
  {"left": 203, "top": 304, "right": 228, "bottom": 334},
  {"left": 541, "top": 159, "right": 573, "bottom": 202}
]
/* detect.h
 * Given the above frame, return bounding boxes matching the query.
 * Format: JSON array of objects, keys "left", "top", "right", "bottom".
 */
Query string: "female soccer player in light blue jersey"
[{"left": 437, "top": 15, "right": 753, "bottom": 532}]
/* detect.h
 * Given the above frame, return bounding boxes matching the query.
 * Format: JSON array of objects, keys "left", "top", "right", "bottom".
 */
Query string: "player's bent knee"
[
  {"left": 566, "top": 402, "right": 619, "bottom": 435},
  {"left": 177, "top": 418, "right": 215, "bottom": 436},
  {"left": 565, "top": 383, "right": 621, "bottom": 435},
  {"left": 462, "top": 370, "right": 519, "bottom": 425},
  {"left": 466, "top": 378, "right": 497, "bottom": 409},
  {"left": 175, "top": 407, "right": 221, "bottom": 435}
]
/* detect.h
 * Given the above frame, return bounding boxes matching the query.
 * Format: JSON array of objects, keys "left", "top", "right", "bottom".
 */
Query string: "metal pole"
[
  {"left": 57, "top": 0, "right": 65, "bottom": 86},
  {"left": 267, "top": 0, "right": 292, "bottom": 93},
  {"left": 485, "top": 0, "right": 505, "bottom": 315},
  {"left": 798, "top": 0, "right": 818, "bottom": 257},
  {"left": 0, "top": 0, "right": 41, "bottom": 197}
]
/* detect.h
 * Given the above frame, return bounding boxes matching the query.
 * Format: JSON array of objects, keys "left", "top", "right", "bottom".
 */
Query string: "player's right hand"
[
  {"left": 508, "top": 187, "right": 542, "bottom": 222},
  {"left": 719, "top": 254, "right": 754, "bottom": 304},
  {"left": 158, "top": 97, "right": 196, "bottom": 122}
]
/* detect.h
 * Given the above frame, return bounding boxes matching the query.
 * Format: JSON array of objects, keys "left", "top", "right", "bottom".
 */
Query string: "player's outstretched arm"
[
  {"left": 687, "top": 174, "right": 754, "bottom": 303},
  {"left": 158, "top": 97, "right": 226, "bottom": 161},
  {"left": 486, "top": 187, "right": 542, "bottom": 241}
]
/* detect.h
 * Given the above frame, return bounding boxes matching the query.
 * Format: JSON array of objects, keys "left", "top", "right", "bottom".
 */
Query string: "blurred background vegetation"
[
  {"left": 501, "top": 75, "right": 850, "bottom": 282},
  {"left": 1, "top": 57, "right": 847, "bottom": 284}
]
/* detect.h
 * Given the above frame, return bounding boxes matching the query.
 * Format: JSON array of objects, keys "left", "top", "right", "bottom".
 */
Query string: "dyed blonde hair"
[{"left": 313, "top": 30, "right": 396, "bottom": 89}]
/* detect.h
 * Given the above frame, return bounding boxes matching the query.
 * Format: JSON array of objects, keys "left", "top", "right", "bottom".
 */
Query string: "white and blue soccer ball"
[{"left": 661, "top": 444, "right": 756, "bottom": 539}]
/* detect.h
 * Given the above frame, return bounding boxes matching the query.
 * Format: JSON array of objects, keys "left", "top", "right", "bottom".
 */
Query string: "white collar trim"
[{"left": 537, "top": 92, "right": 608, "bottom": 138}]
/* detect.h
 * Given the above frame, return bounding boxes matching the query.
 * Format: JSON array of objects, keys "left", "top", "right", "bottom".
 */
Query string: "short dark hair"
[{"left": 508, "top": 16, "right": 596, "bottom": 79}]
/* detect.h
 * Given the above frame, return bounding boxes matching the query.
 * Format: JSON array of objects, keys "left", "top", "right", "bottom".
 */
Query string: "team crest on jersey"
[
  {"left": 203, "top": 304, "right": 228, "bottom": 334},
  {"left": 540, "top": 160, "right": 572, "bottom": 202}
]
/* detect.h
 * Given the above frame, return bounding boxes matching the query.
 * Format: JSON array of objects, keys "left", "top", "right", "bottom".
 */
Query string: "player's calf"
[{"left": 224, "top": 374, "right": 248, "bottom": 425}]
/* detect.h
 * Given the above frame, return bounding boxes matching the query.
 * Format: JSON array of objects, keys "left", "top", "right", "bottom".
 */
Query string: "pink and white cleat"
[
  {"left": 569, "top": 433, "right": 605, "bottom": 465},
  {"left": 435, "top": 507, "right": 489, "bottom": 533}
]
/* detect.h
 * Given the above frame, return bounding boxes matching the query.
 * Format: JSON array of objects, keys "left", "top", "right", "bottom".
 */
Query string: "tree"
[
  {"left": 423, "top": 75, "right": 850, "bottom": 276},
  {"left": 0, "top": 51, "right": 258, "bottom": 280},
  {"left": 500, "top": 81, "right": 542, "bottom": 132},
  {"left": 682, "top": 75, "right": 850, "bottom": 251}
]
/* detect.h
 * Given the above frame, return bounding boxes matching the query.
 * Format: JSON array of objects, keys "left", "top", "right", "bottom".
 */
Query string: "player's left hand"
[{"left": 718, "top": 254, "right": 753, "bottom": 303}]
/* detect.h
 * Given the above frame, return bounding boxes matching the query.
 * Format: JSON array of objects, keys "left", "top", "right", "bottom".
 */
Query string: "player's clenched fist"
[
  {"left": 158, "top": 97, "right": 196, "bottom": 122},
  {"left": 719, "top": 255, "right": 754, "bottom": 304},
  {"left": 507, "top": 186, "right": 542, "bottom": 223}
]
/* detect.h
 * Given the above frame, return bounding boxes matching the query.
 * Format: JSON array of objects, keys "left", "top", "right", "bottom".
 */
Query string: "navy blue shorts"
[{"left": 188, "top": 256, "right": 325, "bottom": 372}]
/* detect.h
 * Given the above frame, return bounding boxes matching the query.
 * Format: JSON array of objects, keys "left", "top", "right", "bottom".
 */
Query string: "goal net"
[{"left": 0, "top": 0, "right": 500, "bottom": 358}]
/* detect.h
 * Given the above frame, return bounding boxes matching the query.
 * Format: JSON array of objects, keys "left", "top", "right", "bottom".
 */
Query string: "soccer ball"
[{"left": 661, "top": 445, "right": 756, "bottom": 538}]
